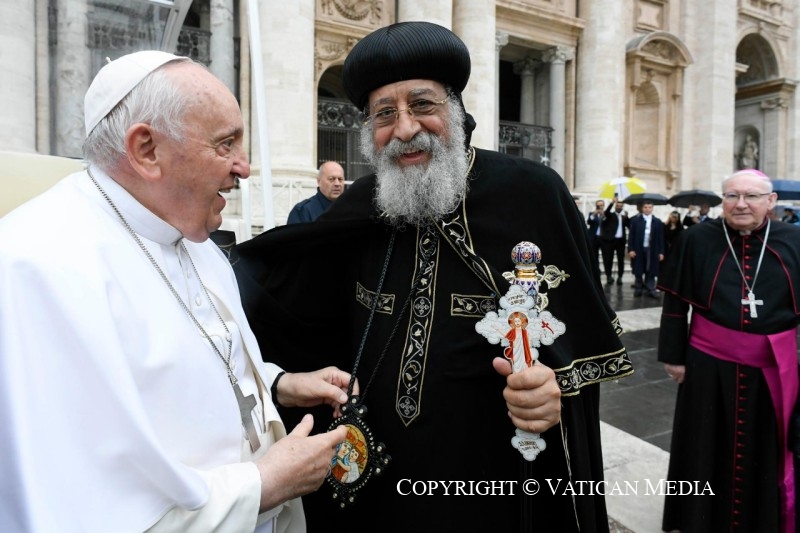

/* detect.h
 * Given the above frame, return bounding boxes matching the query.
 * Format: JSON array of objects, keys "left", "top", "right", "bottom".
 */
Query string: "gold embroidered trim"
[
  {"left": 355, "top": 281, "right": 395, "bottom": 314},
  {"left": 395, "top": 227, "right": 439, "bottom": 427},
  {"left": 555, "top": 349, "right": 634, "bottom": 396},
  {"left": 450, "top": 293, "right": 497, "bottom": 317}
]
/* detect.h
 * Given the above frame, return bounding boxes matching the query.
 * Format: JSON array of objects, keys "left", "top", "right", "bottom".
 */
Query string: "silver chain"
[
  {"left": 723, "top": 218, "right": 770, "bottom": 297},
  {"left": 88, "top": 168, "right": 237, "bottom": 386}
]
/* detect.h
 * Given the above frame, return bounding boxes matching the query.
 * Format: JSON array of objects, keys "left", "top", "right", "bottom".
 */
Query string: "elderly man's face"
[
  {"left": 155, "top": 63, "right": 250, "bottom": 242},
  {"left": 359, "top": 79, "right": 468, "bottom": 226},
  {"left": 721, "top": 172, "right": 776, "bottom": 232},
  {"left": 367, "top": 79, "right": 450, "bottom": 166}
]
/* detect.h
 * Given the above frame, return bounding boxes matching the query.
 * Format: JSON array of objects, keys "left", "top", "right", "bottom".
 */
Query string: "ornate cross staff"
[{"left": 475, "top": 241, "right": 567, "bottom": 461}]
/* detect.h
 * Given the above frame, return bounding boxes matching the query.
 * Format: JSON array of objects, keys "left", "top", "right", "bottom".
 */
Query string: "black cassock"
[
  {"left": 657, "top": 218, "right": 800, "bottom": 532},
  {"left": 234, "top": 148, "right": 633, "bottom": 532}
]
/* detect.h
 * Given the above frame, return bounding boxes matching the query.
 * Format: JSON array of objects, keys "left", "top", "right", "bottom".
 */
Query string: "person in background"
[
  {"left": 781, "top": 207, "right": 799, "bottom": 224},
  {"left": 657, "top": 169, "right": 800, "bottom": 532},
  {"left": 233, "top": 21, "right": 631, "bottom": 533},
  {"left": 628, "top": 200, "right": 665, "bottom": 298},
  {"left": 0, "top": 51, "right": 351, "bottom": 532},
  {"left": 683, "top": 202, "right": 713, "bottom": 226},
  {"left": 663, "top": 210, "right": 684, "bottom": 258},
  {"left": 287, "top": 161, "right": 346, "bottom": 224},
  {"left": 587, "top": 198, "right": 607, "bottom": 272},
  {"left": 600, "top": 194, "right": 629, "bottom": 285}
]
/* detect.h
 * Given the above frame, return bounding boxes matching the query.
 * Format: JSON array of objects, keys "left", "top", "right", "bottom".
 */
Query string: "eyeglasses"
[
  {"left": 722, "top": 192, "right": 771, "bottom": 204},
  {"left": 363, "top": 96, "right": 450, "bottom": 127}
]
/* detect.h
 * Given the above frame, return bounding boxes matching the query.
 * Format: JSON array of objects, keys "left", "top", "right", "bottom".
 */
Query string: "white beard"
[{"left": 360, "top": 101, "right": 469, "bottom": 227}]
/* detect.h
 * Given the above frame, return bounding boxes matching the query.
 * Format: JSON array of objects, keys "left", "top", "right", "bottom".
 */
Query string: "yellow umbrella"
[{"left": 598, "top": 177, "right": 647, "bottom": 200}]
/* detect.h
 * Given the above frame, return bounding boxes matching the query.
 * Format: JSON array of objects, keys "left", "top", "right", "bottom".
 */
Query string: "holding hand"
[
  {"left": 492, "top": 358, "right": 561, "bottom": 434},
  {"left": 273, "top": 367, "right": 356, "bottom": 417},
  {"left": 256, "top": 414, "right": 348, "bottom": 511},
  {"left": 663, "top": 363, "right": 685, "bottom": 384}
]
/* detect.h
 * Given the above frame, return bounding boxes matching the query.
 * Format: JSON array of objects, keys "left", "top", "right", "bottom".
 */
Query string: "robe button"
[{"left": 195, "top": 295, "right": 203, "bottom": 306}]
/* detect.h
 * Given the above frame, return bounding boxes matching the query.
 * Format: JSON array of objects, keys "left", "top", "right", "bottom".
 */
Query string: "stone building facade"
[{"left": 1, "top": 0, "right": 797, "bottom": 232}]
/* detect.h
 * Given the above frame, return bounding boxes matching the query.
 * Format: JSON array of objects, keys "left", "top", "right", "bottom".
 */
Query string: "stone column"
[
  {"left": 0, "top": 1, "right": 36, "bottom": 151},
  {"left": 209, "top": 0, "right": 236, "bottom": 93},
  {"left": 574, "top": 0, "right": 626, "bottom": 192},
  {"left": 543, "top": 46, "right": 573, "bottom": 177},
  {"left": 453, "top": 0, "right": 495, "bottom": 150},
  {"left": 255, "top": 0, "right": 316, "bottom": 227},
  {"left": 54, "top": 0, "right": 90, "bottom": 158},
  {"left": 682, "top": 0, "right": 737, "bottom": 189},
  {"left": 514, "top": 57, "right": 538, "bottom": 125},
  {"left": 495, "top": 32, "right": 509, "bottom": 151},
  {"left": 397, "top": 0, "right": 451, "bottom": 28}
]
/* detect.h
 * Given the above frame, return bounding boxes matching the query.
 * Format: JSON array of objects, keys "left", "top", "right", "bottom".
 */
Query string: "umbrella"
[
  {"left": 622, "top": 192, "right": 669, "bottom": 206},
  {"left": 598, "top": 177, "right": 647, "bottom": 199},
  {"left": 668, "top": 189, "right": 722, "bottom": 208},
  {"left": 771, "top": 180, "right": 800, "bottom": 201}
]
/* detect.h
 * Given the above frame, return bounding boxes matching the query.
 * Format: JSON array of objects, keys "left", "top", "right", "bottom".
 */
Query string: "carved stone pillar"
[
  {"left": 574, "top": 0, "right": 626, "bottom": 192},
  {"left": 453, "top": 0, "right": 495, "bottom": 149},
  {"left": 255, "top": 0, "right": 316, "bottom": 228},
  {"left": 210, "top": 0, "right": 236, "bottom": 93},
  {"left": 514, "top": 57, "right": 539, "bottom": 125},
  {"left": 397, "top": 0, "right": 452, "bottom": 27},
  {"left": 55, "top": 0, "right": 90, "bottom": 158},
  {"left": 495, "top": 32, "right": 509, "bottom": 150},
  {"left": 543, "top": 46, "right": 574, "bottom": 177},
  {"left": 0, "top": 1, "right": 36, "bottom": 151}
]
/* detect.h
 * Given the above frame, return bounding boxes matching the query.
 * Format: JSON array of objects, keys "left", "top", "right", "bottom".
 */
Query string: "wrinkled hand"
[
  {"left": 492, "top": 358, "right": 561, "bottom": 434},
  {"left": 275, "top": 367, "right": 356, "bottom": 417},
  {"left": 663, "top": 363, "right": 685, "bottom": 384},
  {"left": 256, "top": 414, "right": 348, "bottom": 512}
]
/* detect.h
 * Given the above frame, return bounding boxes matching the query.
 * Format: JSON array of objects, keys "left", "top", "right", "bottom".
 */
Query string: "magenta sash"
[{"left": 690, "top": 313, "right": 798, "bottom": 533}]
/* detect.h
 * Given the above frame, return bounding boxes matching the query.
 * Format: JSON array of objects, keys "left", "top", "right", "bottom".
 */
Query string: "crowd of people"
[
  {"left": 585, "top": 197, "right": 800, "bottom": 295},
  {"left": 1, "top": 18, "right": 799, "bottom": 533}
]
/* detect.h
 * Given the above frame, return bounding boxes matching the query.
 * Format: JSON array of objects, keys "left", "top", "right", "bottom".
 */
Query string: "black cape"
[
  {"left": 234, "top": 148, "right": 633, "bottom": 532},
  {"left": 657, "top": 219, "right": 800, "bottom": 531}
]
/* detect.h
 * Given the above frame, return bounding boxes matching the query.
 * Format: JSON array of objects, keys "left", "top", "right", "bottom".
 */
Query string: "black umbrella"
[
  {"left": 771, "top": 180, "right": 800, "bottom": 201},
  {"left": 668, "top": 189, "right": 722, "bottom": 208},
  {"left": 622, "top": 192, "right": 670, "bottom": 205}
]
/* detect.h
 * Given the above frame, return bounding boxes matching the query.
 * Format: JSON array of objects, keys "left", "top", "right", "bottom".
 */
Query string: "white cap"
[{"left": 84, "top": 50, "right": 186, "bottom": 138}]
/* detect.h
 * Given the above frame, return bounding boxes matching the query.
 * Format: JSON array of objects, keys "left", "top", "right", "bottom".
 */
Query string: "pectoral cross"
[
  {"left": 742, "top": 291, "right": 763, "bottom": 318},
  {"left": 234, "top": 383, "right": 261, "bottom": 452}
]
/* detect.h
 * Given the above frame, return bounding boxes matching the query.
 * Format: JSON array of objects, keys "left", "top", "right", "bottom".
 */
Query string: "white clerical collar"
[{"left": 89, "top": 166, "right": 182, "bottom": 246}]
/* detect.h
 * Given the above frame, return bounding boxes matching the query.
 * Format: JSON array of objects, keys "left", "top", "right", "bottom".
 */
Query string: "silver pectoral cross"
[
  {"left": 233, "top": 383, "right": 261, "bottom": 452},
  {"left": 742, "top": 291, "right": 763, "bottom": 318}
]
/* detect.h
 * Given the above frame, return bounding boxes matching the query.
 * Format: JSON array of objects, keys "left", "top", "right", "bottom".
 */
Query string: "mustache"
[{"left": 381, "top": 132, "right": 437, "bottom": 159}]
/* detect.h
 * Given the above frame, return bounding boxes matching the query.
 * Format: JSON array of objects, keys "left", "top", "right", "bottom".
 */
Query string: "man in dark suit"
[
  {"left": 600, "top": 194, "right": 629, "bottom": 285},
  {"left": 586, "top": 198, "right": 606, "bottom": 274},
  {"left": 682, "top": 203, "right": 713, "bottom": 227},
  {"left": 628, "top": 200, "right": 665, "bottom": 298}
]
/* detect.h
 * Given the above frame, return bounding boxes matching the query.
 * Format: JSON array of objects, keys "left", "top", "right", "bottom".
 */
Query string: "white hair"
[{"left": 82, "top": 59, "right": 194, "bottom": 172}]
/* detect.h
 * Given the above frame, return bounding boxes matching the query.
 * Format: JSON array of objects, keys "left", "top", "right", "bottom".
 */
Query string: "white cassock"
[{"left": 0, "top": 168, "right": 304, "bottom": 533}]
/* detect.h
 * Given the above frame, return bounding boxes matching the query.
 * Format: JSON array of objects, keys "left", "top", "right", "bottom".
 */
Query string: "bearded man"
[{"left": 234, "top": 21, "right": 631, "bottom": 532}]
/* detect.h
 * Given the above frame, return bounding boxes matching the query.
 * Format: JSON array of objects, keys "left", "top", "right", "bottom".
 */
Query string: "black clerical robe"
[
  {"left": 657, "top": 218, "right": 800, "bottom": 532},
  {"left": 235, "top": 148, "right": 633, "bottom": 532}
]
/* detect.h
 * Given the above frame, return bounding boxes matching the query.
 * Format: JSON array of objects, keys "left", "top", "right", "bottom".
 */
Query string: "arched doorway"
[
  {"left": 317, "top": 65, "right": 370, "bottom": 181},
  {"left": 734, "top": 32, "right": 796, "bottom": 177}
]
